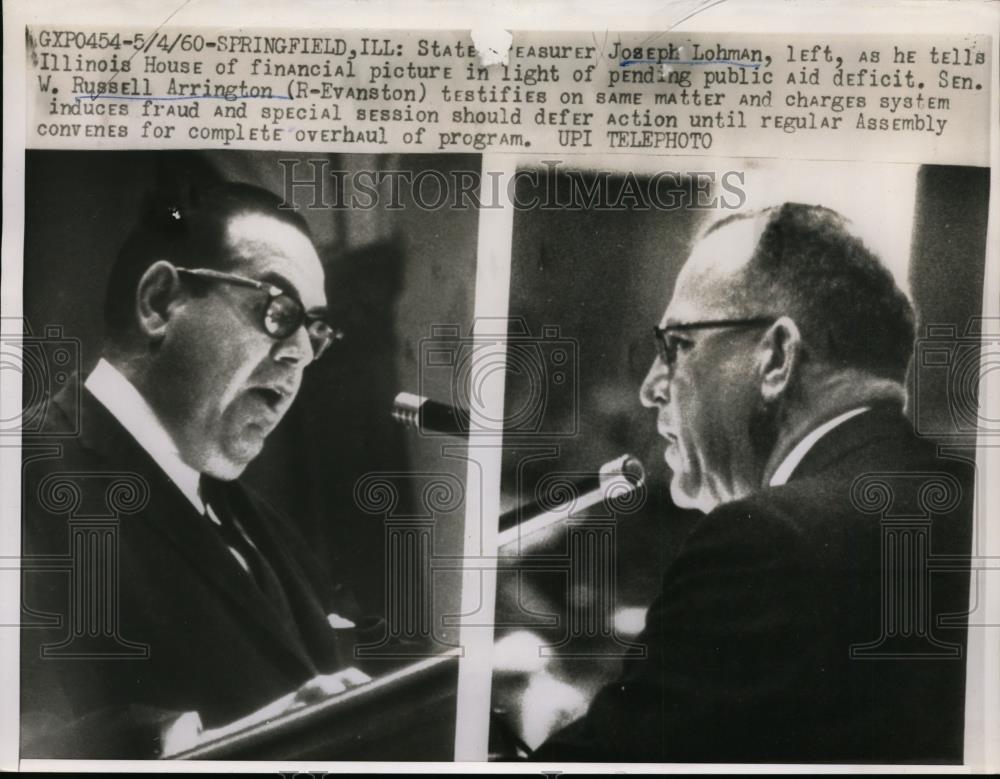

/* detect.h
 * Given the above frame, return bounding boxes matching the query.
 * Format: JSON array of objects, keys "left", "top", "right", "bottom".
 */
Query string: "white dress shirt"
[
  {"left": 768, "top": 406, "right": 870, "bottom": 487},
  {"left": 86, "top": 358, "right": 206, "bottom": 513},
  {"left": 85, "top": 358, "right": 353, "bottom": 622},
  {"left": 87, "top": 359, "right": 261, "bottom": 573}
]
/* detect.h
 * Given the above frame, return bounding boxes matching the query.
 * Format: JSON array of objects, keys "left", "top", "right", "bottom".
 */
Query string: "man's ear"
[
  {"left": 757, "top": 316, "right": 803, "bottom": 403},
  {"left": 135, "top": 261, "right": 183, "bottom": 343}
]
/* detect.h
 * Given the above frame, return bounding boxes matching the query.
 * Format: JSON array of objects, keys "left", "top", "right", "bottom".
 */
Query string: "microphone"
[
  {"left": 498, "top": 454, "right": 646, "bottom": 547},
  {"left": 392, "top": 392, "right": 471, "bottom": 437}
]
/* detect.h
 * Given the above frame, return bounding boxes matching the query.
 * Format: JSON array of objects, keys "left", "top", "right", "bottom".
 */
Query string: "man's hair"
[
  {"left": 103, "top": 181, "right": 312, "bottom": 333},
  {"left": 705, "top": 203, "right": 916, "bottom": 383}
]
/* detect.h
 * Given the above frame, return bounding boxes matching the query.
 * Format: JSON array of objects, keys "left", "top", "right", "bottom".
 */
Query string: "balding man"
[{"left": 535, "top": 203, "right": 973, "bottom": 763}]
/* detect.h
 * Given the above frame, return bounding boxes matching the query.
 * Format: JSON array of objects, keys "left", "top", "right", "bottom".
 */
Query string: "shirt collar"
[
  {"left": 85, "top": 358, "right": 205, "bottom": 513},
  {"left": 768, "top": 406, "right": 871, "bottom": 487}
]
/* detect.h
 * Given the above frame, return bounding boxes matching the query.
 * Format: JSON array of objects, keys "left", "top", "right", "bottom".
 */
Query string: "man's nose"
[
  {"left": 272, "top": 325, "right": 313, "bottom": 366},
  {"left": 639, "top": 358, "right": 670, "bottom": 408}
]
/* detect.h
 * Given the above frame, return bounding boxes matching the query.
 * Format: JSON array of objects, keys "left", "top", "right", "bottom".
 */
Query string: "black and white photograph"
[
  {"left": 17, "top": 150, "right": 481, "bottom": 760},
  {"left": 488, "top": 159, "right": 990, "bottom": 763},
  {"left": 3, "top": 0, "right": 999, "bottom": 772}
]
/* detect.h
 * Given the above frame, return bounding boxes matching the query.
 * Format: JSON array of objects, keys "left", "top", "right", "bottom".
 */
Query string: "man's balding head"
[
  {"left": 641, "top": 203, "right": 916, "bottom": 513},
  {"left": 705, "top": 204, "right": 916, "bottom": 382}
]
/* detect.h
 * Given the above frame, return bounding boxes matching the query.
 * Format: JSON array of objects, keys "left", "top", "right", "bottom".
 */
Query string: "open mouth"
[
  {"left": 659, "top": 427, "right": 678, "bottom": 444},
  {"left": 250, "top": 386, "right": 286, "bottom": 411}
]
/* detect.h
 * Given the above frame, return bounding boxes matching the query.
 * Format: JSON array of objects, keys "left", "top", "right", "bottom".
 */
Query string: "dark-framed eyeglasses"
[
  {"left": 653, "top": 316, "right": 776, "bottom": 369},
  {"left": 175, "top": 267, "right": 343, "bottom": 360}
]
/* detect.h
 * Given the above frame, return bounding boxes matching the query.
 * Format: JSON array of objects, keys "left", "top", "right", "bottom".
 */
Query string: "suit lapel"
[{"left": 63, "top": 387, "right": 318, "bottom": 673}]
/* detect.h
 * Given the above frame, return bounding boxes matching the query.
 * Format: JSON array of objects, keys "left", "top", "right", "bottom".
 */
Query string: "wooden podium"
[{"left": 171, "top": 649, "right": 460, "bottom": 761}]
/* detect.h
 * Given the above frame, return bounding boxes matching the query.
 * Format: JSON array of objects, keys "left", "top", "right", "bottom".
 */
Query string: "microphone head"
[
  {"left": 391, "top": 392, "right": 425, "bottom": 430},
  {"left": 391, "top": 392, "right": 470, "bottom": 437},
  {"left": 598, "top": 453, "right": 646, "bottom": 488}
]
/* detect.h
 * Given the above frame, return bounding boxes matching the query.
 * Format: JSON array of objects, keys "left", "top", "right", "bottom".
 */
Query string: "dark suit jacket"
[
  {"left": 535, "top": 404, "right": 973, "bottom": 764},
  {"left": 20, "top": 385, "right": 358, "bottom": 758}
]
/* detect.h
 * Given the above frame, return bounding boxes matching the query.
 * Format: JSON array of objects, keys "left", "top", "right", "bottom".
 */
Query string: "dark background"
[{"left": 23, "top": 150, "right": 481, "bottom": 638}]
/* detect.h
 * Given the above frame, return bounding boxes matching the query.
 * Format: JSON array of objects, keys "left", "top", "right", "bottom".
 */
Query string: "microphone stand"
[{"left": 391, "top": 390, "right": 646, "bottom": 554}]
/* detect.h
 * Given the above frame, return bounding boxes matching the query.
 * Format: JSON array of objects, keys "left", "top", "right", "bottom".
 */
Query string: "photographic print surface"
[{"left": 3, "top": 3, "right": 998, "bottom": 772}]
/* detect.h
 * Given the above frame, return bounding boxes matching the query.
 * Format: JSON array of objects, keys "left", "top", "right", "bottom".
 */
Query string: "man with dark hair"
[
  {"left": 535, "top": 203, "right": 972, "bottom": 763},
  {"left": 103, "top": 182, "right": 314, "bottom": 332},
  {"left": 21, "top": 181, "right": 368, "bottom": 758}
]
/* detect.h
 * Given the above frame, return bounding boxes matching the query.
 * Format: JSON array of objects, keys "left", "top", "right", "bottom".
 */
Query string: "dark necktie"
[{"left": 199, "top": 475, "right": 304, "bottom": 645}]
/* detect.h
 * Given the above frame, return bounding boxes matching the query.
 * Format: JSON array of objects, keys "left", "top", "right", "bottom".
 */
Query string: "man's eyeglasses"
[
  {"left": 653, "top": 317, "right": 776, "bottom": 369},
  {"left": 175, "top": 267, "right": 343, "bottom": 360}
]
